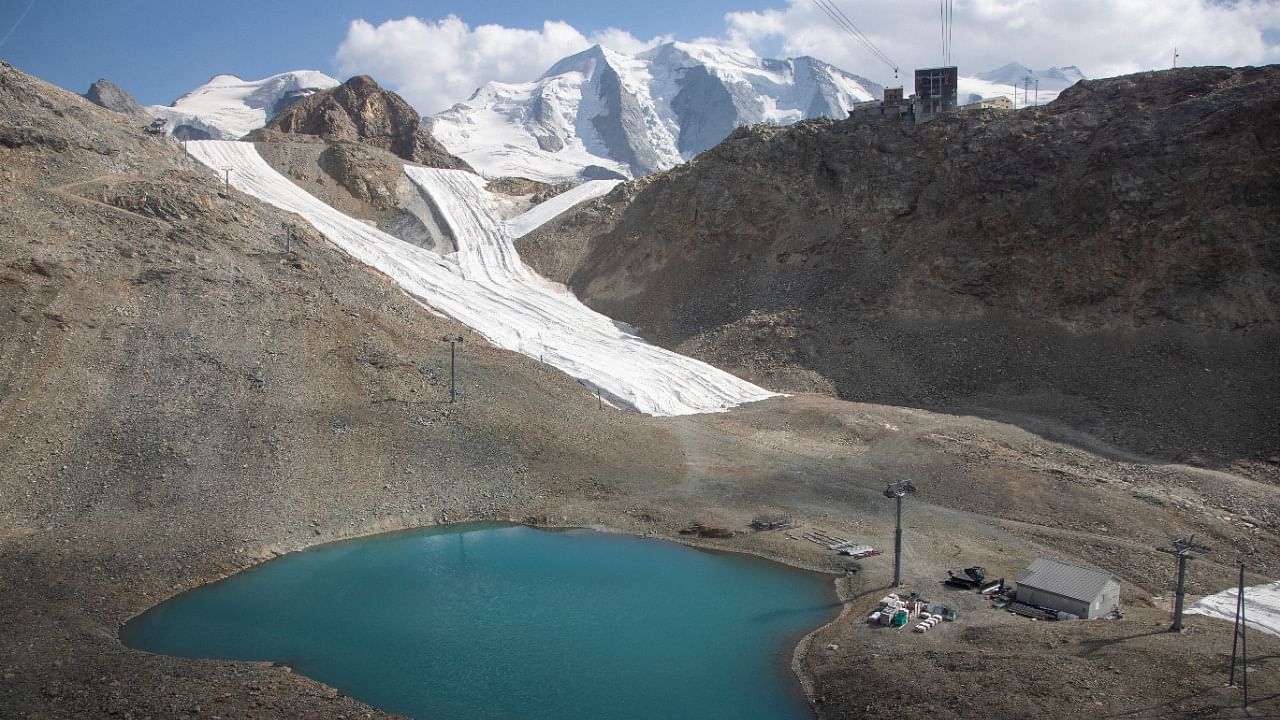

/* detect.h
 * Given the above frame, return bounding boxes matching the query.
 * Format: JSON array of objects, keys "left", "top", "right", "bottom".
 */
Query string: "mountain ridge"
[
  {"left": 428, "top": 41, "right": 884, "bottom": 181},
  {"left": 250, "top": 74, "right": 471, "bottom": 171},
  {"left": 145, "top": 69, "right": 339, "bottom": 140},
  {"left": 128, "top": 52, "right": 1083, "bottom": 179},
  {"left": 521, "top": 64, "right": 1280, "bottom": 465}
]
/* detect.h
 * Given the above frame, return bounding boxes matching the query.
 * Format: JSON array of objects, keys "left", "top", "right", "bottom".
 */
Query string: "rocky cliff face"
[
  {"left": 535, "top": 65, "right": 1280, "bottom": 465},
  {"left": 256, "top": 75, "right": 470, "bottom": 171},
  {"left": 82, "top": 78, "right": 147, "bottom": 121}
]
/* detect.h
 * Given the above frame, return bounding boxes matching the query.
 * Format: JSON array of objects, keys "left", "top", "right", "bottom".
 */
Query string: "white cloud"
[
  {"left": 334, "top": 16, "right": 665, "bottom": 114},
  {"left": 336, "top": 3, "right": 1280, "bottom": 115},
  {"left": 591, "top": 27, "right": 674, "bottom": 55},
  {"left": 725, "top": 0, "right": 1280, "bottom": 85}
]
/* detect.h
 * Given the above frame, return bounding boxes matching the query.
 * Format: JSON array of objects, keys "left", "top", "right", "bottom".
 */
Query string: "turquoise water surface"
[{"left": 122, "top": 524, "right": 837, "bottom": 719}]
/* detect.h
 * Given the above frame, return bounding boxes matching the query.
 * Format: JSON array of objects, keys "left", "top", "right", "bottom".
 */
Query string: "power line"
[
  {"left": 811, "top": 0, "right": 899, "bottom": 77},
  {"left": 815, "top": 0, "right": 896, "bottom": 71},
  {"left": 823, "top": 0, "right": 891, "bottom": 65}
]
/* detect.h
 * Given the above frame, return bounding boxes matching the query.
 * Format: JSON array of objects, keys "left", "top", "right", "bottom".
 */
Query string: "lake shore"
[{"left": 3, "top": 394, "right": 1278, "bottom": 719}]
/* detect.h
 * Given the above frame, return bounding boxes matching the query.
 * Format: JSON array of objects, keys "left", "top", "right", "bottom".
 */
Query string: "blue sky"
[
  {"left": 0, "top": 0, "right": 780, "bottom": 105},
  {"left": 2, "top": 0, "right": 1277, "bottom": 113}
]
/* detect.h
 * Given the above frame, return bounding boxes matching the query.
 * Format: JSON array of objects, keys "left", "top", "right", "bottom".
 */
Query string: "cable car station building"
[{"left": 914, "top": 66, "right": 958, "bottom": 122}]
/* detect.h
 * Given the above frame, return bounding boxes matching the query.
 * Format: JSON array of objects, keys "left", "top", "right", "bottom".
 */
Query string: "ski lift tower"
[
  {"left": 441, "top": 334, "right": 464, "bottom": 403},
  {"left": 1158, "top": 535, "right": 1211, "bottom": 632},
  {"left": 883, "top": 479, "right": 917, "bottom": 586}
]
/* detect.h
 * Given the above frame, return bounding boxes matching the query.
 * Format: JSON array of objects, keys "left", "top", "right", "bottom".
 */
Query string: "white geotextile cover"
[
  {"left": 1187, "top": 580, "right": 1280, "bottom": 638},
  {"left": 185, "top": 141, "right": 776, "bottom": 416},
  {"left": 504, "top": 180, "right": 621, "bottom": 239}
]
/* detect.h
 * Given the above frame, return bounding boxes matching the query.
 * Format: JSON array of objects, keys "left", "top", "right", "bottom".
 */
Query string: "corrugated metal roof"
[{"left": 1017, "top": 557, "right": 1118, "bottom": 602}]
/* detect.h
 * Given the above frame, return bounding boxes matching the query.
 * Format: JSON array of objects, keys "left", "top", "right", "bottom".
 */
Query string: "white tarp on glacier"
[
  {"left": 1187, "top": 580, "right": 1280, "bottom": 638},
  {"left": 504, "top": 180, "right": 621, "bottom": 239},
  {"left": 185, "top": 140, "right": 776, "bottom": 416}
]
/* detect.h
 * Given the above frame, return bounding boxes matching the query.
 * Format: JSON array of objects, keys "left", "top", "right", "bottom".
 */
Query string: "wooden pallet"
[{"left": 788, "top": 529, "right": 861, "bottom": 551}]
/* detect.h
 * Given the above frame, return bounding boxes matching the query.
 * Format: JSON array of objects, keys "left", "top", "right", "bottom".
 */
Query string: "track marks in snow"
[{"left": 185, "top": 140, "right": 776, "bottom": 416}]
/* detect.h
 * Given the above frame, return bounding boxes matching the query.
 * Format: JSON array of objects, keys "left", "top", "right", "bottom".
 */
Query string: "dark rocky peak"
[
  {"left": 255, "top": 75, "right": 472, "bottom": 171},
  {"left": 338, "top": 74, "right": 381, "bottom": 94},
  {"left": 82, "top": 78, "right": 147, "bottom": 120}
]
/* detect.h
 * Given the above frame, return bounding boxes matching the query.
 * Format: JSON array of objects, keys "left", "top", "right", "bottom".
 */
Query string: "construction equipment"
[
  {"left": 680, "top": 522, "right": 734, "bottom": 539},
  {"left": 750, "top": 512, "right": 798, "bottom": 531},
  {"left": 945, "top": 566, "right": 987, "bottom": 590}
]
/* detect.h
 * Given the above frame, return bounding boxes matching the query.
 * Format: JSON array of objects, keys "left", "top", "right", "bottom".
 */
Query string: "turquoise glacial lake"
[{"left": 122, "top": 524, "right": 838, "bottom": 720}]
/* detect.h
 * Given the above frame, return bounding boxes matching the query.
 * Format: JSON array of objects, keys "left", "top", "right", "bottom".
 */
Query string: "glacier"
[
  {"left": 184, "top": 140, "right": 776, "bottom": 416},
  {"left": 429, "top": 42, "right": 882, "bottom": 182},
  {"left": 150, "top": 56, "right": 1084, "bottom": 181},
  {"left": 146, "top": 71, "right": 340, "bottom": 140}
]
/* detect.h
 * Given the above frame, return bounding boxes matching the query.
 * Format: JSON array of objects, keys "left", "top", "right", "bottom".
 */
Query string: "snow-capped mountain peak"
[
  {"left": 430, "top": 42, "right": 882, "bottom": 183},
  {"left": 146, "top": 70, "right": 340, "bottom": 141},
  {"left": 959, "top": 62, "right": 1088, "bottom": 108},
  {"left": 540, "top": 43, "right": 621, "bottom": 79},
  {"left": 1037, "top": 65, "right": 1087, "bottom": 84},
  {"left": 972, "top": 62, "right": 1087, "bottom": 91}
]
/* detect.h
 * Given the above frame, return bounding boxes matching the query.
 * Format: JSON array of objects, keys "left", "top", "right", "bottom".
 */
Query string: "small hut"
[{"left": 1015, "top": 558, "right": 1120, "bottom": 619}]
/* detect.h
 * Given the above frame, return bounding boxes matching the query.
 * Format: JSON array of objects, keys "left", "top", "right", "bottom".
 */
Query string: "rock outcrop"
[
  {"left": 255, "top": 75, "right": 471, "bottom": 171},
  {"left": 82, "top": 78, "right": 148, "bottom": 121},
  {"left": 533, "top": 65, "right": 1280, "bottom": 465}
]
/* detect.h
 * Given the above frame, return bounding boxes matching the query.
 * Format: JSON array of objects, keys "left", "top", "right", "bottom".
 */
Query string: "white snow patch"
[
  {"left": 145, "top": 70, "right": 340, "bottom": 140},
  {"left": 185, "top": 141, "right": 775, "bottom": 416},
  {"left": 1187, "top": 580, "right": 1280, "bottom": 638}
]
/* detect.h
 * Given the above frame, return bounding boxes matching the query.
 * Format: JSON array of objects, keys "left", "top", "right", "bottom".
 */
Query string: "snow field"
[
  {"left": 185, "top": 140, "right": 777, "bottom": 416},
  {"left": 429, "top": 41, "right": 880, "bottom": 182},
  {"left": 147, "top": 71, "right": 340, "bottom": 140}
]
